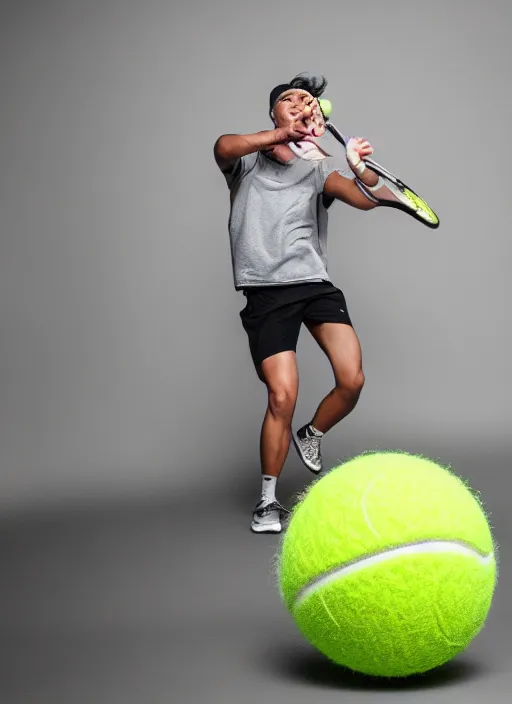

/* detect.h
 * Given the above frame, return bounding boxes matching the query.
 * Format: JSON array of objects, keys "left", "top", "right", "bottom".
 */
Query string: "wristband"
[
  {"left": 350, "top": 159, "right": 366, "bottom": 178},
  {"left": 365, "top": 176, "right": 384, "bottom": 192}
]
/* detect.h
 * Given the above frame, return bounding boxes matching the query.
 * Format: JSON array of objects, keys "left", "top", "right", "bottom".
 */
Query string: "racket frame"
[{"left": 325, "top": 122, "right": 440, "bottom": 229}]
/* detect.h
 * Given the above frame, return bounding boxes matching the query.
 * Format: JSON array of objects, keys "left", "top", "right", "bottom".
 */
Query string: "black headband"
[{"left": 269, "top": 84, "right": 292, "bottom": 112}]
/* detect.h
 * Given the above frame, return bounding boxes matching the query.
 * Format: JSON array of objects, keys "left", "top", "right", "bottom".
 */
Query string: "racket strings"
[{"left": 390, "top": 183, "right": 438, "bottom": 225}]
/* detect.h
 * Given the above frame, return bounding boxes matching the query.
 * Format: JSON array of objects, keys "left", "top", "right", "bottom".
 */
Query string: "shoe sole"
[
  {"left": 251, "top": 521, "right": 281, "bottom": 534},
  {"left": 292, "top": 432, "right": 322, "bottom": 475}
]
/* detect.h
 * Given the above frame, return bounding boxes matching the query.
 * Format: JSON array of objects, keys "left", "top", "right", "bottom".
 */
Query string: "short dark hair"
[{"left": 288, "top": 72, "right": 328, "bottom": 98}]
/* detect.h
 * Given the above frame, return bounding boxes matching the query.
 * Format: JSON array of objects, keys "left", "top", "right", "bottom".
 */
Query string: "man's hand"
[
  {"left": 276, "top": 101, "right": 326, "bottom": 143},
  {"left": 275, "top": 110, "right": 316, "bottom": 143},
  {"left": 345, "top": 137, "right": 379, "bottom": 188},
  {"left": 346, "top": 137, "right": 374, "bottom": 175}
]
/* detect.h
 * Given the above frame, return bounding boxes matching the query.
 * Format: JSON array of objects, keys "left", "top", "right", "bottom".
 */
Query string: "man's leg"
[
  {"left": 307, "top": 321, "right": 365, "bottom": 433},
  {"left": 259, "top": 350, "right": 299, "bottom": 476},
  {"left": 293, "top": 321, "right": 364, "bottom": 473},
  {"left": 251, "top": 350, "right": 299, "bottom": 533}
]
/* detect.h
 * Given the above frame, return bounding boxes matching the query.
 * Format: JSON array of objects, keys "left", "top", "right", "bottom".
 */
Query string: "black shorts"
[{"left": 239, "top": 281, "right": 353, "bottom": 368}]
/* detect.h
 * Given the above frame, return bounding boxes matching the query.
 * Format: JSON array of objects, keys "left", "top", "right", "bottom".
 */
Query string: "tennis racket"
[{"left": 326, "top": 122, "right": 440, "bottom": 229}]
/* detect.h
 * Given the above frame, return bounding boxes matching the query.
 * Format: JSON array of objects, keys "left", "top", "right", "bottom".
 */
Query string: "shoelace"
[
  {"left": 255, "top": 501, "right": 290, "bottom": 518},
  {"left": 302, "top": 435, "right": 321, "bottom": 461}
]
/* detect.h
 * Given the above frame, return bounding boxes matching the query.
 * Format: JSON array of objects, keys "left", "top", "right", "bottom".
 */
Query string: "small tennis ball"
[
  {"left": 319, "top": 98, "right": 332, "bottom": 118},
  {"left": 277, "top": 451, "right": 497, "bottom": 679}
]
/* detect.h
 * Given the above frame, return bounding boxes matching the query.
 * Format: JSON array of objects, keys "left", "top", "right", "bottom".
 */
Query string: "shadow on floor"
[{"left": 261, "top": 641, "right": 488, "bottom": 691}]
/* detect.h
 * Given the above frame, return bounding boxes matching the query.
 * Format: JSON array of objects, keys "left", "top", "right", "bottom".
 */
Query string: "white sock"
[{"left": 261, "top": 475, "right": 277, "bottom": 504}]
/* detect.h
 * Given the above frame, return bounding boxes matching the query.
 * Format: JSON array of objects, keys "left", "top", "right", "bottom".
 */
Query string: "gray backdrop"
[
  {"left": 1, "top": 2, "right": 511, "bottom": 702},
  {"left": 0, "top": 0, "right": 511, "bottom": 513}
]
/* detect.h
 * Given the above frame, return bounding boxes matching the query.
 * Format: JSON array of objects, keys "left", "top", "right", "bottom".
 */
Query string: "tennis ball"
[
  {"left": 277, "top": 451, "right": 497, "bottom": 679},
  {"left": 319, "top": 98, "right": 332, "bottom": 118}
]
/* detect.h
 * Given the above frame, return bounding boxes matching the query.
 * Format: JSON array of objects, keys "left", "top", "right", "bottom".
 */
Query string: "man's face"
[{"left": 272, "top": 89, "right": 326, "bottom": 138}]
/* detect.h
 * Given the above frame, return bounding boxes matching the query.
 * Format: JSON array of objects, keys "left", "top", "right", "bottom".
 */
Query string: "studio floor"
[{"left": 0, "top": 450, "right": 510, "bottom": 704}]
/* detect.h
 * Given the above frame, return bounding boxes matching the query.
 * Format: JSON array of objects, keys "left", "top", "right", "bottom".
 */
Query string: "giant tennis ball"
[{"left": 277, "top": 451, "right": 497, "bottom": 678}]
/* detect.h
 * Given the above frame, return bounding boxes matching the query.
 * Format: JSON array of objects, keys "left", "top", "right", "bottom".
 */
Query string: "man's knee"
[
  {"left": 337, "top": 369, "right": 365, "bottom": 399},
  {"left": 268, "top": 385, "right": 297, "bottom": 419},
  {"left": 353, "top": 369, "right": 365, "bottom": 395}
]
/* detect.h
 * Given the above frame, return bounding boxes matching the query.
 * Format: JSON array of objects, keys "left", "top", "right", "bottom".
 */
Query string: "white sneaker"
[
  {"left": 251, "top": 499, "right": 289, "bottom": 534},
  {"left": 292, "top": 424, "right": 323, "bottom": 474}
]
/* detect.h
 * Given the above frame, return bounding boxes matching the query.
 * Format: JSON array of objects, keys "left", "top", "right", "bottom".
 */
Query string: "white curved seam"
[
  {"left": 361, "top": 477, "right": 381, "bottom": 539},
  {"left": 294, "top": 541, "right": 494, "bottom": 608}
]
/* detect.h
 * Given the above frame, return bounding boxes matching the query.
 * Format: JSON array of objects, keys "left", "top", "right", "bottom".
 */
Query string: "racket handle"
[{"left": 326, "top": 122, "right": 346, "bottom": 146}]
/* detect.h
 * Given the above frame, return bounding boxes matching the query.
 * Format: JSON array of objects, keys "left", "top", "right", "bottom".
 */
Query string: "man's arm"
[
  {"left": 323, "top": 171, "right": 379, "bottom": 211},
  {"left": 213, "top": 129, "right": 285, "bottom": 173},
  {"left": 213, "top": 112, "right": 312, "bottom": 173}
]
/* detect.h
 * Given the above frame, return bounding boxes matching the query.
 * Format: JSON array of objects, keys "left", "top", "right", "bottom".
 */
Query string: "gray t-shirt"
[{"left": 223, "top": 151, "right": 351, "bottom": 290}]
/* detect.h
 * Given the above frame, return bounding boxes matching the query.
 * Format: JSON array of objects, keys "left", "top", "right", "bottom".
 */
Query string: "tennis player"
[{"left": 214, "top": 73, "right": 380, "bottom": 533}]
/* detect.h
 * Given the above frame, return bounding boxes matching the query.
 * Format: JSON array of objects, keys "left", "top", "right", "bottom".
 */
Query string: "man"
[{"left": 214, "top": 73, "right": 380, "bottom": 534}]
